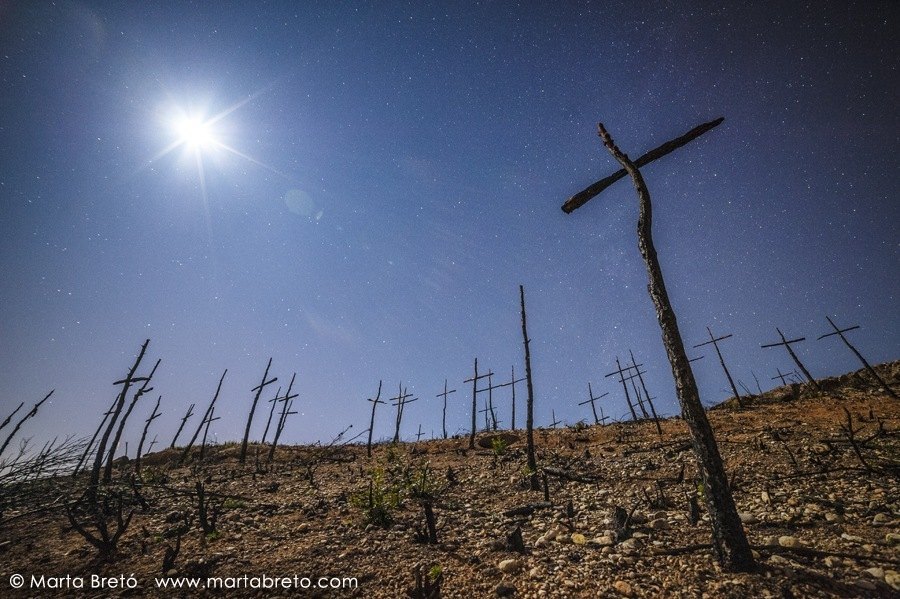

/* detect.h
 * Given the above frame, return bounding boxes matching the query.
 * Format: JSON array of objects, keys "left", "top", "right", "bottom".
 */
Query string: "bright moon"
[{"left": 172, "top": 115, "right": 217, "bottom": 151}]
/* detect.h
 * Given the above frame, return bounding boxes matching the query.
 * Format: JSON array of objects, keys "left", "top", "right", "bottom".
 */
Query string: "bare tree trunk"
[
  {"left": 170, "top": 403, "right": 195, "bottom": 449},
  {"left": 367, "top": 381, "right": 383, "bottom": 458},
  {"left": 0, "top": 391, "right": 52, "bottom": 458},
  {"left": 104, "top": 358, "right": 160, "bottom": 483},
  {"left": 91, "top": 340, "right": 150, "bottom": 489},
  {"left": 180, "top": 370, "right": 227, "bottom": 464},
  {"left": 520, "top": 285, "right": 538, "bottom": 489},
  {"left": 469, "top": 359, "right": 478, "bottom": 450},
  {"left": 598, "top": 124, "right": 754, "bottom": 571},
  {"left": 240, "top": 358, "right": 275, "bottom": 464},
  {"left": 135, "top": 396, "right": 161, "bottom": 476}
]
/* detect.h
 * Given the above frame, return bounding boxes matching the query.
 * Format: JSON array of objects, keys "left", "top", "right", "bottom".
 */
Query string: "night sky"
[{"left": 1, "top": 2, "right": 897, "bottom": 453}]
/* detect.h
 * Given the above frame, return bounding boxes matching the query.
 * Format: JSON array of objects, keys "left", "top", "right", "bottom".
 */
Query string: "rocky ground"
[{"left": 0, "top": 363, "right": 898, "bottom": 598}]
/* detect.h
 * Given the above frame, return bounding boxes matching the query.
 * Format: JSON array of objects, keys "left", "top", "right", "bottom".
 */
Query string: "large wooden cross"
[
  {"left": 693, "top": 327, "right": 744, "bottom": 407},
  {"left": 560, "top": 117, "right": 753, "bottom": 570}
]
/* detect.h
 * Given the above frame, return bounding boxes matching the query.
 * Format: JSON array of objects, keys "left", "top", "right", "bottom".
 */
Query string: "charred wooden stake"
[
  {"left": 104, "top": 358, "right": 159, "bottom": 483},
  {"left": 595, "top": 122, "right": 753, "bottom": 570},
  {"left": 549, "top": 410, "right": 562, "bottom": 429},
  {"left": 0, "top": 390, "right": 53, "bottom": 458},
  {"left": 464, "top": 360, "right": 492, "bottom": 450},
  {"left": 486, "top": 372, "right": 499, "bottom": 430},
  {"left": 180, "top": 370, "right": 227, "bottom": 464},
  {"left": 629, "top": 350, "right": 662, "bottom": 435},
  {"left": 564, "top": 121, "right": 752, "bottom": 570},
  {"left": 390, "top": 385, "right": 416, "bottom": 444},
  {"left": 170, "top": 403, "right": 195, "bottom": 449},
  {"left": 494, "top": 366, "right": 526, "bottom": 431},
  {"left": 416, "top": 424, "right": 425, "bottom": 443},
  {"left": 366, "top": 381, "right": 384, "bottom": 457},
  {"left": 267, "top": 373, "right": 298, "bottom": 463},
  {"left": 606, "top": 358, "right": 639, "bottom": 421},
  {"left": 240, "top": 358, "right": 277, "bottom": 464},
  {"left": 199, "top": 407, "right": 221, "bottom": 461},
  {"left": 134, "top": 396, "right": 162, "bottom": 476},
  {"left": 73, "top": 397, "right": 119, "bottom": 478},
  {"left": 260, "top": 386, "right": 282, "bottom": 446},
  {"left": 436, "top": 379, "right": 456, "bottom": 439},
  {"left": 520, "top": 285, "right": 538, "bottom": 488},
  {"left": 579, "top": 382, "right": 609, "bottom": 425},
  {"left": 629, "top": 374, "right": 651, "bottom": 420},
  {"left": 772, "top": 368, "right": 790, "bottom": 387},
  {"left": 694, "top": 327, "right": 744, "bottom": 407},
  {"left": 0, "top": 402, "right": 24, "bottom": 434},
  {"left": 818, "top": 316, "right": 897, "bottom": 400},
  {"left": 761, "top": 328, "right": 820, "bottom": 391}
]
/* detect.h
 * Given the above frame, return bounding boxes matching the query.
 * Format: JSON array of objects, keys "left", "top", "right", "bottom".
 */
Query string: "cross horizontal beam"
[{"left": 561, "top": 117, "right": 725, "bottom": 213}]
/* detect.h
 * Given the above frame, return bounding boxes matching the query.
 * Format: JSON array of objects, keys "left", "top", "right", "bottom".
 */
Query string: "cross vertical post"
[
  {"left": 761, "top": 328, "right": 820, "bottom": 391},
  {"left": 818, "top": 316, "right": 897, "bottom": 400},
  {"left": 693, "top": 327, "right": 744, "bottom": 407}
]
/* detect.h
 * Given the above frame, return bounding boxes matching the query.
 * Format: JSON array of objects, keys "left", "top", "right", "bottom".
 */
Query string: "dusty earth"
[{"left": 0, "top": 363, "right": 898, "bottom": 598}]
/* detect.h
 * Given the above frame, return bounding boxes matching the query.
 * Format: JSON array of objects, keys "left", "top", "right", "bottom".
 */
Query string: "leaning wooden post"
[
  {"left": 103, "top": 354, "right": 158, "bottom": 484},
  {"left": 0, "top": 390, "right": 53, "bottom": 458},
  {"left": 436, "top": 380, "right": 456, "bottom": 440},
  {"left": 693, "top": 327, "right": 744, "bottom": 407},
  {"left": 520, "top": 285, "right": 539, "bottom": 489},
  {"left": 589, "top": 121, "right": 754, "bottom": 571},
  {"left": 267, "top": 373, "right": 299, "bottom": 463},
  {"left": 629, "top": 350, "right": 662, "bottom": 435},
  {"left": 240, "top": 358, "right": 277, "bottom": 464},
  {"left": 606, "top": 358, "right": 639, "bottom": 421},
  {"left": 88, "top": 340, "right": 150, "bottom": 488},
  {"left": 818, "top": 316, "right": 898, "bottom": 400},
  {"left": 180, "top": 370, "right": 227, "bottom": 464},
  {"left": 260, "top": 386, "right": 282, "bottom": 447},
  {"left": 561, "top": 120, "right": 751, "bottom": 570},
  {"left": 771, "top": 368, "right": 789, "bottom": 387},
  {"left": 578, "top": 383, "right": 608, "bottom": 425},
  {"left": 366, "top": 381, "right": 384, "bottom": 457},
  {"left": 0, "top": 402, "right": 24, "bottom": 434},
  {"left": 761, "top": 328, "right": 821, "bottom": 391},
  {"left": 134, "top": 396, "right": 162, "bottom": 476},
  {"left": 170, "top": 403, "right": 195, "bottom": 449}
]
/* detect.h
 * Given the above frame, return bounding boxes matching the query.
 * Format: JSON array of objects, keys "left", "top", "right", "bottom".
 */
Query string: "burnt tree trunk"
[
  {"left": 469, "top": 359, "right": 478, "bottom": 450},
  {"left": 520, "top": 285, "right": 539, "bottom": 489},
  {"left": 598, "top": 123, "right": 754, "bottom": 571},
  {"left": 91, "top": 340, "right": 150, "bottom": 488},
  {"left": 240, "top": 358, "right": 276, "bottom": 464},
  {"left": 169, "top": 403, "right": 195, "bottom": 449},
  {"left": 367, "top": 380, "right": 383, "bottom": 458}
]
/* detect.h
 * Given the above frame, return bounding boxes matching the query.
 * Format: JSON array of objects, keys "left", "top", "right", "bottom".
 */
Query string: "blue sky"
[{"left": 0, "top": 1, "right": 897, "bottom": 452}]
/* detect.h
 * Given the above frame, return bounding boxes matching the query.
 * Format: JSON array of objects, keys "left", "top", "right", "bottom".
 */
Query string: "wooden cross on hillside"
[
  {"left": 365, "top": 380, "right": 384, "bottom": 457},
  {"left": 761, "top": 328, "right": 821, "bottom": 391},
  {"left": 560, "top": 116, "right": 754, "bottom": 570},
  {"left": 693, "top": 327, "right": 744, "bottom": 407},
  {"left": 579, "top": 382, "right": 609, "bottom": 425},
  {"left": 436, "top": 379, "right": 457, "bottom": 439},
  {"left": 817, "top": 316, "right": 897, "bottom": 399},
  {"left": 464, "top": 359, "right": 493, "bottom": 449}
]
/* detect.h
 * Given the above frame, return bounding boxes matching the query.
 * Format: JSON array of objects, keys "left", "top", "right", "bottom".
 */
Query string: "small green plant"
[
  {"left": 350, "top": 467, "right": 400, "bottom": 528},
  {"left": 222, "top": 498, "right": 246, "bottom": 510},
  {"left": 205, "top": 530, "right": 221, "bottom": 542},
  {"left": 491, "top": 437, "right": 508, "bottom": 456},
  {"left": 428, "top": 564, "right": 442, "bottom": 581}
]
